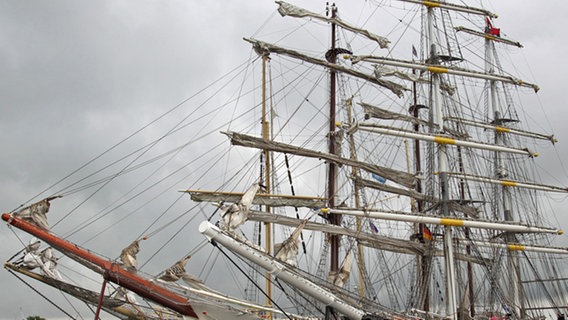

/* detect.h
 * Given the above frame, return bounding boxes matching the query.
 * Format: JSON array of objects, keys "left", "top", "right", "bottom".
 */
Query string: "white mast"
[
  {"left": 485, "top": 18, "right": 523, "bottom": 317},
  {"left": 426, "top": 6, "right": 457, "bottom": 319},
  {"left": 322, "top": 208, "right": 562, "bottom": 235},
  {"left": 199, "top": 221, "right": 367, "bottom": 320}
]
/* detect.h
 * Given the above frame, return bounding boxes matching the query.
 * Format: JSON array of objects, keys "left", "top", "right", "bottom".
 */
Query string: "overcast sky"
[{"left": 1, "top": 1, "right": 568, "bottom": 319}]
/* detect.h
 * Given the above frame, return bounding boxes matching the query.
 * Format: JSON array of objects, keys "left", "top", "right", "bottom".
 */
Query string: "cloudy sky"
[{"left": 1, "top": 1, "right": 568, "bottom": 319}]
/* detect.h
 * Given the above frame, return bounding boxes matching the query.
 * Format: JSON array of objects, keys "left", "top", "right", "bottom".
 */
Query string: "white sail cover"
[
  {"left": 371, "top": 65, "right": 455, "bottom": 95},
  {"left": 20, "top": 238, "right": 62, "bottom": 280},
  {"left": 220, "top": 183, "right": 262, "bottom": 231},
  {"left": 160, "top": 255, "right": 191, "bottom": 282},
  {"left": 329, "top": 251, "right": 353, "bottom": 288},
  {"left": 119, "top": 240, "right": 141, "bottom": 272},
  {"left": 274, "top": 220, "right": 307, "bottom": 266},
  {"left": 360, "top": 102, "right": 429, "bottom": 125},
  {"left": 40, "top": 248, "right": 62, "bottom": 280},
  {"left": 113, "top": 287, "right": 146, "bottom": 316},
  {"left": 15, "top": 199, "right": 51, "bottom": 230},
  {"left": 276, "top": 1, "right": 390, "bottom": 49},
  {"left": 159, "top": 256, "right": 224, "bottom": 294},
  {"left": 374, "top": 65, "right": 421, "bottom": 82}
]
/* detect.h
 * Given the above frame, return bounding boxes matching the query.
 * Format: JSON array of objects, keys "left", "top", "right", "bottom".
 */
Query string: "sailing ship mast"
[
  {"left": 424, "top": 4, "right": 458, "bottom": 318},
  {"left": 326, "top": 4, "right": 340, "bottom": 316},
  {"left": 5, "top": 1, "right": 568, "bottom": 319},
  {"left": 261, "top": 39, "right": 273, "bottom": 318},
  {"left": 484, "top": 16, "right": 523, "bottom": 317}
]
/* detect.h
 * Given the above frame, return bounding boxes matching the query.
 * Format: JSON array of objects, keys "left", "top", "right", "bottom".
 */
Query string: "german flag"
[{"left": 423, "top": 225, "right": 433, "bottom": 241}]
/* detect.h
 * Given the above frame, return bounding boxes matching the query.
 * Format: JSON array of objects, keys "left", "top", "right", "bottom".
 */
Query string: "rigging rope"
[
  {"left": 522, "top": 251, "right": 562, "bottom": 314},
  {"left": 274, "top": 278, "right": 325, "bottom": 316},
  {"left": 16, "top": 60, "right": 252, "bottom": 214},
  {"left": 211, "top": 242, "right": 293, "bottom": 320},
  {"left": 7, "top": 269, "right": 78, "bottom": 320}
]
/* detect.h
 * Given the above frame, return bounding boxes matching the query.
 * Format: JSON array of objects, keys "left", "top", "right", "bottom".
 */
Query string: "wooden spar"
[
  {"left": 4, "top": 263, "right": 148, "bottom": 319},
  {"left": 181, "top": 189, "right": 326, "bottom": 207},
  {"left": 1, "top": 213, "right": 199, "bottom": 319},
  {"left": 261, "top": 47, "right": 273, "bottom": 318}
]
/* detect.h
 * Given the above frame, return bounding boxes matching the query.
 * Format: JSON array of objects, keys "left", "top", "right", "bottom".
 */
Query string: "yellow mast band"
[
  {"left": 423, "top": 1, "right": 440, "bottom": 8},
  {"left": 440, "top": 218, "right": 464, "bottom": 227},
  {"left": 501, "top": 180, "right": 517, "bottom": 187},
  {"left": 427, "top": 66, "right": 448, "bottom": 73},
  {"left": 434, "top": 136, "right": 456, "bottom": 145},
  {"left": 321, "top": 208, "right": 329, "bottom": 214},
  {"left": 559, "top": 230, "right": 564, "bottom": 235},
  {"left": 508, "top": 244, "right": 525, "bottom": 251},
  {"left": 495, "top": 126, "right": 510, "bottom": 133}
]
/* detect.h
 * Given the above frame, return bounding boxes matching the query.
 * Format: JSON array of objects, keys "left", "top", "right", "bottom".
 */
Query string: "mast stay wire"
[{"left": 12, "top": 60, "right": 252, "bottom": 215}]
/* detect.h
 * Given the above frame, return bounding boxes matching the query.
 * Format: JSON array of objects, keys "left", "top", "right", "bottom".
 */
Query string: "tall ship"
[{"left": 3, "top": 1, "right": 568, "bottom": 319}]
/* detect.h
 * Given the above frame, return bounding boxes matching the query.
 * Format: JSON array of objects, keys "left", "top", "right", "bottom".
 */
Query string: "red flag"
[{"left": 486, "top": 17, "right": 500, "bottom": 37}]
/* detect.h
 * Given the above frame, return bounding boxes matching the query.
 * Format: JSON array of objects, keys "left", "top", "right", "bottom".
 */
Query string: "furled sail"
[
  {"left": 274, "top": 219, "right": 307, "bottom": 266},
  {"left": 120, "top": 239, "right": 142, "bottom": 272},
  {"left": 159, "top": 255, "right": 215, "bottom": 292},
  {"left": 182, "top": 189, "right": 326, "bottom": 208},
  {"left": 250, "top": 211, "right": 490, "bottom": 265},
  {"left": 349, "top": 55, "right": 540, "bottom": 92},
  {"left": 13, "top": 198, "right": 54, "bottom": 230},
  {"left": 354, "top": 176, "right": 480, "bottom": 218},
  {"left": 160, "top": 255, "right": 192, "bottom": 282},
  {"left": 275, "top": 1, "right": 390, "bottom": 48},
  {"left": 245, "top": 38, "right": 408, "bottom": 97},
  {"left": 329, "top": 251, "right": 353, "bottom": 288},
  {"left": 359, "top": 102, "right": 429, "bottom": 126},
  {"left": 374, "top": 64, "right": 423, "bottom": 81},
  {"left": 248, "top": 211, "right": 425, "bottom": 255},
  {"left": 225, "top": 131, "right": 417, "bottom": 188},
  {"left": 358, "top": 102, "right": 467, "bottom": 138},
  {"left": 219, "top": 182, "right": 262, "bottom": 231},
  {"left": 18, "top": 238, "right": 62, "bottom": 280}
]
